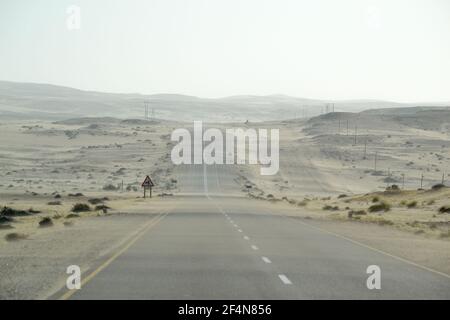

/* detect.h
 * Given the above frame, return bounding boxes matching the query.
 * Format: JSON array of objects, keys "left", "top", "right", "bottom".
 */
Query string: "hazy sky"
[{"left": 1, "top": 0, "right": 449, "bottom": 101}]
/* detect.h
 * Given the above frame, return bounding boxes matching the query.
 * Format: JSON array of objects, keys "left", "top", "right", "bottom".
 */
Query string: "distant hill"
[
  {"left": 0, "top": 80, "right": 447, "bottom": 122},
  {"left": 305, "top": 106, "right": 450, "bottom": 134}
]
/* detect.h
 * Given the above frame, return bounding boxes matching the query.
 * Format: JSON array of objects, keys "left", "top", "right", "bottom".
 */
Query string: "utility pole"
[
  {"left": 374, "top": 152, "right": 378, "bottom": 172},
  {"left": 363, "top": 138, "right": 367, "bottom": 159},
  {"left": 144, "top": 101, "right": 150, "bottom": 120},
  {"left": 442, "top": 172, "right": 445, "bottom": 185},
  {"left": 354, "top": 125, "right": 357, "bottom": 145},
  {"left": 420, "top": 173, "right": 424, "bottom": 189},
  {"left": 144, "top": 102, "right": 147, "bottom": 119}
]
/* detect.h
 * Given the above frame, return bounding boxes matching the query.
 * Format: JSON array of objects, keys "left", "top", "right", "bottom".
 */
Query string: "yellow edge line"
[
  {"left": 288, "top": 215, "right": 450, "bottom": 280},
  {"left": 59, "top": 212, "right": 168, "bottom": 300}
]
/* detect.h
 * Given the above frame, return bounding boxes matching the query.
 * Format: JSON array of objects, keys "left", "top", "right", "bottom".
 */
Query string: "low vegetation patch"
[
  {"left": 65, "top": 213, "right": 80, "bottom": 219},
  {"left": 1, "top": 207, "right": 30, "bottom": 217},
  {"left": 368, "top": 201, "right": 391, "bottom": 212},
  {"left": 95, "top": 204, "right": 110, "bottom": 211},
  {"left": 71, "top": 203, "right": 91, "bottom": 212},
  {"left": 88, "top": 198, "right": 104, "bottom": 205},
  {"left": 103, "top": 184, "right": 119, "bottom": 191},
  {"left": 297, "top": 199, "right": 309, "bottom": 207},
  {"left": 39, "top": 217, "right": 53, "bottom": 227},
  {"left": 68, "top": 193, "right": 84, "bottom": 197},
  {"left": 5, "top": 232, "right": 28, "bottom": 241},
  {"left": 323, "top": 205, "right": 339, "bottom": 211},
  {"left": 47, "top": 201, "right": 61, "bottom": 205},
  {"left": 0, "top": 216, "right": 13, "bottom": 224},
  {"left": 376, "top": 218, "right": 394, "bottom": 226},
  {"left": 385, "top": 184, "right": 400, "bottom": 191},
  {"left": 431, "top": 183, "right": 446, "bottom": 190},
  {"left": 349, "top": 209, "right": 367, "bottom": 216},
  {"left": 406, "top": 201, "right": 417, "bottom": 208},
  {"left": 438, "top": 206, "right": 450, "bottom": 214}
]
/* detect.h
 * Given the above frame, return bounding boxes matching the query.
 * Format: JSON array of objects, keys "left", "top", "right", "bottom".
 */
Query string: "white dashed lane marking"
[
  {"left": 278, "top": 274, "right": 292, "bottom": 285},
  {"left": 251, "top": 245, "right": 259, "bottom": 250},
  {"left": 262, "top": 257, "right": 272, "bottom": 264},
  {"left": 244, "top": 236, "right": 249, "bottom": 240}
]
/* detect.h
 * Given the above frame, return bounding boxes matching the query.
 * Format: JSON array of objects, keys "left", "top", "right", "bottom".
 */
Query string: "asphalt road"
[{"left": 63, "top": 163, "right": 450, "bottom": 299}]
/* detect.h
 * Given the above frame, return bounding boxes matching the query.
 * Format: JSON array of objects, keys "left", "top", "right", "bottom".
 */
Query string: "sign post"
[{"left": 141, "top": 175, "right": 154, "bottom": 198}]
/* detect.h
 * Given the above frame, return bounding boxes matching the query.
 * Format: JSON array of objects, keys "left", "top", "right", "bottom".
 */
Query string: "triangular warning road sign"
[{"left": 141, "top": 175, "right": 154, "bottom": 187}]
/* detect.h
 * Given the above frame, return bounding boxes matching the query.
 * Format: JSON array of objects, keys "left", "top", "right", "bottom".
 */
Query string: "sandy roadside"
[{"left": 0, "top": 197, "right": 175, "bottom": 299}]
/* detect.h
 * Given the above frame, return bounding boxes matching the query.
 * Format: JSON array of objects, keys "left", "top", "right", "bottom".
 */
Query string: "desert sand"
[{"left": 1, "top": 105, "right": 450, "bottom": 298}]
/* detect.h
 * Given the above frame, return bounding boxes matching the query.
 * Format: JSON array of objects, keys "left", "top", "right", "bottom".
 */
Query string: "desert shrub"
[
  {"left": 88, "top": 198, "right": 104, "bottom": 205},
  {"left": 338, "top": 194, "right": 347, "bottom": 198},
  {"left": 349, "top": 210, "right": 367, "bottom": 215},
  {"left": 368, "top": 202, "right": 391, "bottom": 212},
  {"left": 63, "top": 221, "right": 74, "bottom": 227},
  {"left": 71, "top": 203, "right": 91, "bottom": 212},
  {"left": 372, "top": 196, "right": 380, "bottom": 203},
  {"left": 28, "top": 208, "right": 41, "bottom": 214},
  {"left": 407, "top": 201, "right": 417, "bottom": 208},
  {"left": 323, "top": 205, "right": 339, "bottom": 211},
  {"left": 65, "top": 213, "right": 80, "bottom": 219},
  {"left": 431, "top": 183, "right": 445, "bottom": 190},
  {"left": 39, "top": 217, "right": 53, "bottom": 227},
  {"left": 158, "top": 193, "right": 173, "bottom": 197},
  {"left": 297, "top": 200, "right": 308, "bottom": 207},
  {"left": 47, "top": 201, "right": 61, "bottom": 205},
  {"left": 438, "top": 206, "right": 450, "bottom": 213},
  {"left": 266, "top": 194, "right": 274, "bottom": 198},
  {"left": 0, "top": 207, "right": 29, "bottom": 217},
  {"left": 0, "top": 215, "right": 13, "bottom": 223},
  {"left": 348, "top": 209, "right": 366, "bottom": 219},
  {"left": 5, "top": 233, "right": 27, "bottom": 241},
  {"left": 400, "top": 200, "right": 407, "bottom": 206},
  {"left": 68, "top": 193, "right": 84, "bottom": 197},
  {"left": 54, "top": 194, "right": 62, "bottom": 199},
  {"left": 427, "top": 200, "right": 435, "bottom": 205},
  {"left": 376, "top": 218, "right": 394, "bottom": 226},
  {"left": 103, "top": 184, "right": 119, "bottom": 191},
  {"left": 94, "top": 204, "right": 110, "bottom": 211}
]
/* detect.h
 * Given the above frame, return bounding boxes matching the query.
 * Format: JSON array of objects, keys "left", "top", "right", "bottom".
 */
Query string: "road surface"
[{"left": 61, "top": 163, "right": 450, "bottom": 299}]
